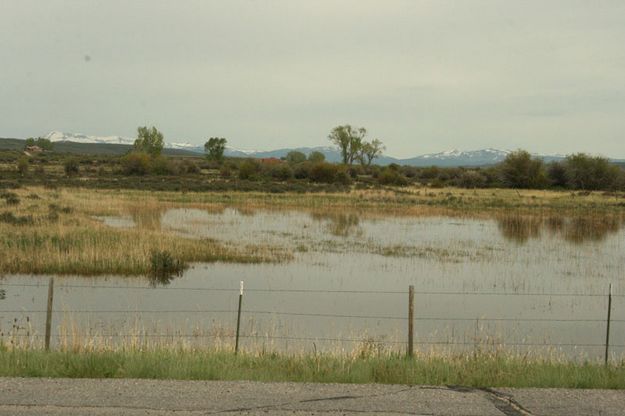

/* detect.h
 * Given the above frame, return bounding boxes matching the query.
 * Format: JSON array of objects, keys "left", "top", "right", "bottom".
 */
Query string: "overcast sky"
[{"left": 1, "top": 1, "right": 624, "bottom": 157}]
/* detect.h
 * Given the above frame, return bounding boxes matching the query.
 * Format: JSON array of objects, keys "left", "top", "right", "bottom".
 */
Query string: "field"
[{"left": 1, "top": 184, "right": 625, "bottom": 388}]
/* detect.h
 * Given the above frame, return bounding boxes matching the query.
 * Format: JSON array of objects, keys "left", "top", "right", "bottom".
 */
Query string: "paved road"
[{"left": 0, "top": 378, "right": 623, "bottom": 415}]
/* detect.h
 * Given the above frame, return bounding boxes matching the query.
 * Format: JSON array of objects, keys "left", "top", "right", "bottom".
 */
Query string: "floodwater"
[{"left": 2, "top": 207, "right": 624, "bottom": 359}]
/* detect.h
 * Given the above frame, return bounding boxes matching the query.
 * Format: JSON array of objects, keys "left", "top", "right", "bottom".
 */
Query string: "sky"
[{"left": 1, "top": 1, "right": 625, "bottom": 158}]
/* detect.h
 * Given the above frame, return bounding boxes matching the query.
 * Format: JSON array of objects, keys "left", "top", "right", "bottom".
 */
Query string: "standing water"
[{"left": 1, "top": 208, "right": 624, "bottom": 358}]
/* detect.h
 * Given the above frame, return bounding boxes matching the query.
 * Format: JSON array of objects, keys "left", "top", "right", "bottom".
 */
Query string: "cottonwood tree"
[
  {"left": 134, "top": 126, "right": 164, "bottom": 157},
  {"left": 308, "top": 151, "right": 325, "bottom": 163},
  {"left": 328, "top": 125, "right": 366, "bottom": 165},
  {"left": 204, "top": 137, "right": 227, "bottom": 162},
  {"left": 499, "top": 150, "right": 546, "bottom": 189},
  {"left": 285, "top": 150, "right": 306, "bottom": 164},
  {"left": 358, "top": 139, "right": 385, "bottom": 166}
]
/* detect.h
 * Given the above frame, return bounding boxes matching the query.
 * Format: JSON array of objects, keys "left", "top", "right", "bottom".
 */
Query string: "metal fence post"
[
  {"left": 45, "top": 277, "right": 54, "bottom": 350},
  {"left": 235, "top": 281, "right": 244, "bottom": 354},
  {"left": 408, "top": 285, "right": 414, "bottom": 358},
  {"left": 605, "top": 283, "right": 612, "bottom": 365}
]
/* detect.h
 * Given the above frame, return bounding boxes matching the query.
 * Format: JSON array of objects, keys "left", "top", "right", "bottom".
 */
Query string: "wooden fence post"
[
  {"left": 408, "top": 285, "right": 414, "bottom": 358},
  {"left": 45, "top": 277, "right": 54, "bottom": 350}
]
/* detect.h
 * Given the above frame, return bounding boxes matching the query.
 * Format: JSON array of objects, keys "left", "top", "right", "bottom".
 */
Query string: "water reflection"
[
  {"left": 128, "top": 205, "right": 164, "bottom": 231},
  {"left": 147, "top": 271, "right": 179, "bottom": 287},
  {"left": 311, "top": 212, "right": 362, "bottom": 237},
  {"left": 498, "top": 214, "right": 624, "bottom": 244}
]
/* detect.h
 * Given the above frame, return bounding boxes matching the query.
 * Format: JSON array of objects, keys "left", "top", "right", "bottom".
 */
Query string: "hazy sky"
[{"left": 1, "top": 1, "right": 625, "bottom": 157}]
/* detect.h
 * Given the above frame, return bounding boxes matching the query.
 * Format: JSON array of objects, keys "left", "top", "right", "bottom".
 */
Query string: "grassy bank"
[{"left": 0, "top": 349, "right": 623, "bottom": 388}]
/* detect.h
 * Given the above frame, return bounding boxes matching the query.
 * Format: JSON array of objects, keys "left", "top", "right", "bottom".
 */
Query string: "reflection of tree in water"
[
  {"left": 562, "top": 216, "right": 622, "bottom": 243},
  {"left": 497, "top": 215, "right": 542, "bottom": 243},
  {"left": 311, "top": 212, "right": 362, "bottom": 237},
  {"left": 147, "top": 271, "right": 180, "bottom": 287},
  {"left": 498, "top": 214, "right": 624, "bottom": 244}
]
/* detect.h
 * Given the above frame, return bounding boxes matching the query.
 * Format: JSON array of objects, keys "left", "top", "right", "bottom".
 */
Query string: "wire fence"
[{"left": 0, "top": 280, "right": 622, "bottom": 359}]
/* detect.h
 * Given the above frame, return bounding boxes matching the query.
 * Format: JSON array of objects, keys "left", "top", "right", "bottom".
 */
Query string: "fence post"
[
  {"left": 604, "top": 283, "right": 612, "bottom": 366},
  {"left": 235, "top": 281, "right": 244, "bottom": 355},
  {"left": 45, "top": 277, "right": 54, "bottom": 350},
  {"left": 408, "top": 285, "right": 414, "bottom": 358}
]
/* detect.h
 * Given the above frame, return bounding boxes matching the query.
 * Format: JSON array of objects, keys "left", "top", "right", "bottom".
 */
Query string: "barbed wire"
[
  {"left": 1, "top": 308, "right": 624, "bottom": 323},
  {"left": 1, "top": 282, "right": 622, "bottom": 297},
  {"left": 3, "top": 333, "right": 624, "bottom": 348}
]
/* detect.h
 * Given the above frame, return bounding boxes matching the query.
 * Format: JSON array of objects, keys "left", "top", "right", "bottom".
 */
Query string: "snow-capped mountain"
[
  {"left": 41, "top": 131, "right": 567, "bottom": 167},
  {"left": 45, "top": 131, "right": 136, "bottom": 146},
  {"left": 403, "top": 148, "right": 512, "bottom": 166}
]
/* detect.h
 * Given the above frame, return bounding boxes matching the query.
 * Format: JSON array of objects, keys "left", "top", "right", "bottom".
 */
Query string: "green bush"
[
  {"left": 457, "top": 170, "right": 487, "bottom": 188},
  {"left": 309, "top": 162, "right": 340, "bottom": 183},
  {"left": 63, "top": 159, "right": 80, "bottom": 176},
  {"left": 378, "top": 168, "right": 408, "bottom": 186},
  {"left": 308, "top": 151, "right": 325, "bottom": 163},
  {"left": 285, "top": 151, "right": 306, "bottom": 164},
  {"left": 269, "top": 164, "right": 293, "bottom": 181},
  {"left": 17, "top": 156, "right": 29, "bottom": 176},
  {"left": 121, "top": 152, "right": 151, "bottom": 175},
  {"left": 151, "top": 156, "right": 176, "bottom": 175},
  {"left": 177, "top": 159, "right": 199, "bottom": 174},
  {"left": 238, "top": 159, "right": 261, "bottom": 180},
  {"left": 499, "top": 150, "right": 546, "bottom": 189},
  {"left": 293, "top": 162, "right": 312, "bottom": 179},
  {"left": 564, "top": 153, "right": 620, "bottom": 190}
]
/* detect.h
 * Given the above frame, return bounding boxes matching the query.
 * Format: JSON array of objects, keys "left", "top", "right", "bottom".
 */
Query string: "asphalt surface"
[{"left": 0, "top": 378, "right": 623, "bottom": 415}]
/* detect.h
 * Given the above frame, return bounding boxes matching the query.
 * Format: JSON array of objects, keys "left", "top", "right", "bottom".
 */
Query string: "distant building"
[
  {"left": 259, "top": 157, "right": 282, "bottom": 165},
  {"left": 24, "top": 145, "right": 43, "bottom": 153}
]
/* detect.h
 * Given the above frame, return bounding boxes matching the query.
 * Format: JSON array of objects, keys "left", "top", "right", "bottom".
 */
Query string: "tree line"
[{"left": 12, "top": 125, "right": 625, "bottom": 192}]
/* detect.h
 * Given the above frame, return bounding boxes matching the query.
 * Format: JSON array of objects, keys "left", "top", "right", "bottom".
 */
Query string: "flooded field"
[{"left": 1, "top": 207, "right": 624, "bottom": 359}]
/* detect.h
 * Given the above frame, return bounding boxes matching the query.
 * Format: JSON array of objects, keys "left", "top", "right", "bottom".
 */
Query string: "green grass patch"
[{"left": 0, "top": 349, "right": 623, "bottom": 388}]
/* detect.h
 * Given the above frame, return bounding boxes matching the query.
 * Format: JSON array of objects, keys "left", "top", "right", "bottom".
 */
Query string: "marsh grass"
[
  {"left": 1, "top": 186, "right": 623, "bottom": 276},
  {"left": 0, "top": 188, "right": 291, "bottom": 276}
]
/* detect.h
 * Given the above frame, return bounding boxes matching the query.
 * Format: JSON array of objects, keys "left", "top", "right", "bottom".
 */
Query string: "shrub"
[
  {"left": 309, "top": 162, "right": 340, "bottom": 183},
  {"left": 547, "top": 162, "right": 568, "bottom": 188},
  {"left": 63, "top": 158, "right": 80, "bottom": 176},
  {"left": 499, "top": 150, "right": 547, "bottom": 189},
  {"left": 17, "top": 156, "right": 29, "bottom": 176},
  {"left": 121, "top": 152, "right": 151, "bottom": 175},
  {"left": 564, "top": 153, "right": 620, "bottom": 190},
  {"left": 457, "top": 170, "right": 487, "bottom": 188},
  {"left": 0, "top": 211, "right": 33, "bottom": 225},
  {"left": 238, "top": 159, "right": 261, "bottom": 180},
  {"left": 269, "top": 164, "right": 293, "bottom": 181},
  {"left": 285, "top": 151, "right": 306, "bottom": 165},
  {"left": 378, "top": 168, "right": 408, "bottom": 186},
  {"left": 293, "top": 162, "right": 312, "bottom": 179},
  {"left": 1, "top": 191, "right": 20, "bottom": 205},
  {"left": 151, "top": 156, "right": 176, "bottom": 175},
  {"left": 149, "top": 250, "right": 185, "bottom": 285},
  {"left": 177, "top": 159, "right": 200, "bottom": 174},
  {"left": 308, "top": 151, "right": 325, "bottom": 163}
]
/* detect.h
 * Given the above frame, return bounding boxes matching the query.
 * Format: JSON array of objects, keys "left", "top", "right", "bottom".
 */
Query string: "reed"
[{"left": 0, "top": 188, "right": 290, "bottom": 276}]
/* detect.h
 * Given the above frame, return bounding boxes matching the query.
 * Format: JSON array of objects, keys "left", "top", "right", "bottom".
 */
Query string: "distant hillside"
[
  {"left": 3, "top": 131, "right": 624, "bottom": 167},
  {"left": 0, "top": 138, "right": 199, "bottom": 157}
]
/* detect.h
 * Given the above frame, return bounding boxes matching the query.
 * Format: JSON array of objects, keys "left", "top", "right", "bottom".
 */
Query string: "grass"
[
  {"left": 0, "top": 348, "right": 623, "bottom": 388},
  {"left": 0, "top": 186, "right": 622, "bottom": 276},
  {"left": 0, "top": 187, "right": 290, "bottom": 276}
]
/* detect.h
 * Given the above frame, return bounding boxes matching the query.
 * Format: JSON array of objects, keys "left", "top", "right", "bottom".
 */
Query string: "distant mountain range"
[{"left": 36, "top": 131, "right": 616, "bottom": 167}]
